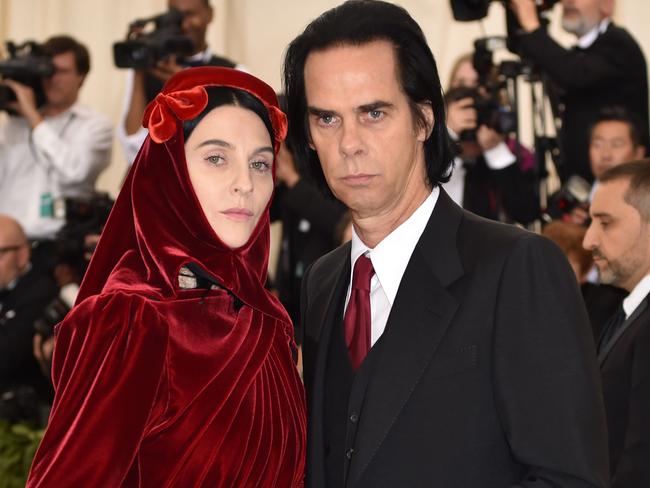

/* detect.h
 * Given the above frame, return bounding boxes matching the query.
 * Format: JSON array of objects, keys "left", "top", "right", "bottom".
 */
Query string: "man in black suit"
[
  {"left": 583, "top": 160, "right": 650, "bottom": 486},
  {"left": 511, "top": 0, "right": 649, "bottom": 183},
  {"left": 0, "top": 215, "right": 58, "bottom": 422},
  {"left": 283, "top": 1, "right": 609, "bottom": 486}
]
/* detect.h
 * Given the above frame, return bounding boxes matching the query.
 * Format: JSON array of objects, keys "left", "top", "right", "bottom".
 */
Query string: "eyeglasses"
[{"left": 0, "top": 244, "right": 26, "bottom": 255}]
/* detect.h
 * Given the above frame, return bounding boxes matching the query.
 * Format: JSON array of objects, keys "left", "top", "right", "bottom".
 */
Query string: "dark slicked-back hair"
[
  {"left": 600, "top": 158, "right": 650, "bottom": 221},
  {"left": 283, "top": 0, "right": 454, "bottom": 195}
]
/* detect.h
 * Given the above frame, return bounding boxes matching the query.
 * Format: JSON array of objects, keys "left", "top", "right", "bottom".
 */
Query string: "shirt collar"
[
  {"left": 186, "top": 47, "right": 213, "bottom": 64},
  {"left": 623, "top": 273, "right": 650, "bottom": 318},
  {"left": 577, "top": 17, "right": 611, "bottom": 49},
  {"left": 350, "top": 187, "right": 439, "bottom": 305}
]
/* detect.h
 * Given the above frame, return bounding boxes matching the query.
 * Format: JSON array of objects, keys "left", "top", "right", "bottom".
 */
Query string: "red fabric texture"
[
  {"left": 26, "top": 67, "right": 305, "bottom": 487},
  {"left": 344, "top": 255, "right": 374, "bottom": 370}
]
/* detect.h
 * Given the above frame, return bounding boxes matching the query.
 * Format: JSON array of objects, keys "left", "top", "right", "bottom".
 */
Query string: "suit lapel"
[
  {"left": 346, "top": 189, "right": 464, "bottom": 486},
  {"left": 305, "top": 244, "right": 351, "bottom": 488},
  {"left": 598, "top": 296, "right": 648, "bottom": 365}
]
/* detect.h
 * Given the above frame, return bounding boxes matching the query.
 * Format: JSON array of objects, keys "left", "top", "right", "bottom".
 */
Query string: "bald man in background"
[{"left": 0, "top": 215, "right": 57, "bottom": 422}]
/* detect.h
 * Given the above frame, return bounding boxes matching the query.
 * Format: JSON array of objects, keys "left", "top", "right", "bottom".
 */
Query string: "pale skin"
[
  {"left": 184, "top": 104, "right": 274, "bottom": 249},
  {"left": 303, "top": 40, "right": 434, "bottom": 248}
]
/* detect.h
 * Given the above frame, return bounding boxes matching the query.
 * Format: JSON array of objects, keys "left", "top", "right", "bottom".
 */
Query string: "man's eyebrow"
[
  {"left": 308, "top": 106, "right": 339, "bottom": 117},
  {"left": 591, "top": 211, "right": 613, "bottom": 219},
  {"left": 357, "top": 101, "right": 394, "bottom": 113}
]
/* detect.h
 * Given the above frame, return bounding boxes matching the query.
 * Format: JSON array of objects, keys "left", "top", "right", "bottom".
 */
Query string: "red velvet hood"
[{"left": 76, "top": 67, "right": 289, "bottom": 321}]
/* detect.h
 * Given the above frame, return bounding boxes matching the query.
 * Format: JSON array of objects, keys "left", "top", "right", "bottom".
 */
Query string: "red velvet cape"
[{"left": 26, "top": 67, "right": 306, "bottom": 487}]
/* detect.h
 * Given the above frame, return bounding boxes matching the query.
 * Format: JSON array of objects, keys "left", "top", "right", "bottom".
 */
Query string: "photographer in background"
[
  {"left": 510, "top": 0, "right": 649, "bottom": 184},
  {"left": 0, "top": 215, "right": 57, "bottom": 424},
  {"left": 553, "top": 106, "right": 646, "bottom": 226},
  {"left": 444, "top": 53, "right": 539, "bottom": 224},
  {"left": 0, "top": 35, "right": 112, "bottom": 253},
  {"left": 118, "top": 0, "right": 241, "bottom": 165}
]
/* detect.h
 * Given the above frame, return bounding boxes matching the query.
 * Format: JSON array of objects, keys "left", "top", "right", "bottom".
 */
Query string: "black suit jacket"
[
  {"left": 598, "top": 294, "right": 650, "bottom": 487},
  {"left": 301, "top": 190, "right": 609, "bottom": 487},
  {"left": 519, "top": 23, "right": 649, "bottom": 183},
  {"left": 0, "top": 266, "right": 57, "bottom": 396}
]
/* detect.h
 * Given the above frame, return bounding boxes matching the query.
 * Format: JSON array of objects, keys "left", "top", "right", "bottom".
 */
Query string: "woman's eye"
[
  {"left": 206, "top": 155, "right": 224, "bottom": 165},
  {"left": 250, "top": 160, "right": 271, "bottom": 172}
]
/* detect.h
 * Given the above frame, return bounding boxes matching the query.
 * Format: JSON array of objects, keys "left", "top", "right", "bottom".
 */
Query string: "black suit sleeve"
[
  {"left": 518, "top": 27, "right": 633, "bottom": 90},
  {"left": 611, "top": 323, "right": 650, "bottom": 487},
  {"left": 493, "top": 235, "right": 609, "bottom": 487}
]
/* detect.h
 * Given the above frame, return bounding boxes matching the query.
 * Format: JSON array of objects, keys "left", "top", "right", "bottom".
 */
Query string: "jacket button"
[
  {"left": 349, "top": 413, "right": 358, "bottom": 423},
  {"left": 346, "top": 448, "right": 354, "bottom": 460}
]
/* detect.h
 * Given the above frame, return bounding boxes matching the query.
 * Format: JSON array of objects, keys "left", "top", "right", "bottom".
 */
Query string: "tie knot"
[{"left": 351, "top": 254, "right": 374, "bottom": 291}]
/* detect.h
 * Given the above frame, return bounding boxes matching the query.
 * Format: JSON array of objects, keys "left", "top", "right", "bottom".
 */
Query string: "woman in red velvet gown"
[{"left": 26, "top": 67, "right": 306, "bottom": 487}]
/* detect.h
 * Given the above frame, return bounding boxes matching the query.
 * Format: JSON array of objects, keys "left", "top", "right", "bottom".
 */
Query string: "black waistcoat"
[{"left": 323, "top": 296, "right": 384, "bottom": 487}]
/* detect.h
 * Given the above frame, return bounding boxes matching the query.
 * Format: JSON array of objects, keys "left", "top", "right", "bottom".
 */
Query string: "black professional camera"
[
  {"left": 544, "top": 175, "right": 592, "bottom": 221},
  {"left": 450, "top": 0, "right": 559, "bottom": 54},
  {"left": 113, "top": 7, "right": 194, "bottom": 69},
  {"left": 0, "top": 41, "right": 54, "bottom": 111},
  {"left": 33, "top": 193, "right": 114, "bottom": 339},
  {"left": 446, "top": 86, "right": 517, "bottom": 136}
]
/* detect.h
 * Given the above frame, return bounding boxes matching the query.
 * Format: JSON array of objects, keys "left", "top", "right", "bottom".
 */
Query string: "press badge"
[{"left": 40, "top": 192, "right": 53, "bottom": 217}]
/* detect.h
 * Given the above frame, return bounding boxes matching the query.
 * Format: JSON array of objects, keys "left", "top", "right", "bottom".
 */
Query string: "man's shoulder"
[
  {"left": 304, "top": 242, "right": 349, "bottom": 291},
  {"left": 206, "top": 54, "right": 237, "bottom": 69},
  {"left": 597, "top": 23, "right": 645, "bottom": 55}
]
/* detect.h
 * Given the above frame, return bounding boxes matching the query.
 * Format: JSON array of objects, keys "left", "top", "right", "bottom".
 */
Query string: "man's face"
[
  {"left": 42, "top": 51, "right": 84, "bottom": 109},
  {"left": 561, "top": 0, "right": 610, "bottom": 37},
  {"left": 584, "top": 178, "right": 650, "bottom": 291},
  {"left": 0, "top": 243, "right": 27, "bottom": 289},
  {"left": 590, "top": 120, "right": 644, "bottom": 179},
  {"left": 169, "top": 0, "right": 213, "bottom": 53},
  {"left": 303, "top": 40, "right": 431, "bottom": 221}
]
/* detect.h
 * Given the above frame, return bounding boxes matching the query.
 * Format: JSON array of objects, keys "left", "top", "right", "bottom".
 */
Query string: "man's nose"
[{"left": 339, "top": 120, "right": 365, "bottom": 158}]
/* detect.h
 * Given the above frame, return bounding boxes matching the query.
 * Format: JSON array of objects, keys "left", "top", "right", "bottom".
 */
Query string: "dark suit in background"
[
  {"left": 598, "top": 294, "right": 650, "bottom": 487},
  {"left": 0, "top": 266, "right": 57, "bottom": 421},
  {"left": 301, "top": 190, "right": 609, "bottom": 487},
  {"left": 519, "top": 23, "right": 649, "bottom": 182}
]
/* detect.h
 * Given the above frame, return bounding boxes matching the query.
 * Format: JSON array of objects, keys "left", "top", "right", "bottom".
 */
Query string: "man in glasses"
[{"left": 0, "top": 215, "right": 57, "bottom": 423}]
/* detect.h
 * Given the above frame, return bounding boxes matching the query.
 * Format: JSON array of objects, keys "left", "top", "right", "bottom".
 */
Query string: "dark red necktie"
[{"left": 344, "top": 254, "right": 375, "bottom": 370}]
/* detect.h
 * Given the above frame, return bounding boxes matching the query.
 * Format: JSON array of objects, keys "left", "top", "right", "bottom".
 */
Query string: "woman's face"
[
  {"left": 185, "top": 105, "right": 274, "bottom": 249},
  {"left": 451, "top": 60, "right": 479, "bottom": 89}
]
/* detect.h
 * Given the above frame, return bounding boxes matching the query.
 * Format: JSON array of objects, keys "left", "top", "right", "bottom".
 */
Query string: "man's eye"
[
  {"left": 319, "top": 114, "right": 335, "bottom": 125},
  {"left": 368, "top": 110, "right": 383, "bottom": 119}
]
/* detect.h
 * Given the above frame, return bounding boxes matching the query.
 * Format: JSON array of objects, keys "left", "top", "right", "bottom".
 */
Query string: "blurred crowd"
[{"left": 1, "top": 0, "right": 649, "bottom": 483}]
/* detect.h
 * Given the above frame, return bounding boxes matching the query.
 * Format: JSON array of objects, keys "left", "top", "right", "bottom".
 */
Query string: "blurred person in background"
[
  {"left": 271, "top": 95, "right": 347, "bottom": 343},
  {"left": 0, "top": 35, "right": 112, "bottom": 271},
  {"left": 0, "top": 215, "right": 57, "bottom": 425},
  {"left": 119, "top": 0, "right": 243, "bottom": 164},
  {"left": 583, "top": 159, "right": 650, "bottom": 486},
  {"left": 444, "top": 53, "right": 539, "bottom": 225},
  {"left": 567, "top": 106, "right": 645, "bottom": 226},
  {"left": 511, "top": 0, "right": 649, "bottom": 183}
]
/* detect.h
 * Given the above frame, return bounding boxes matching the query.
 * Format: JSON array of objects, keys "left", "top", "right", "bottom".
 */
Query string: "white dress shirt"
[
  {"left": 577, "top": 18, "right": 611, "bottom": 50},
  {"left": 346, "top": 188, "right": 439, "bottom": 346},
  {"left": 623, "top": 274, "right": 650, "bottom": 319},
  {"left": 0, "top": 104, "right": 113, "bottom": 239}
]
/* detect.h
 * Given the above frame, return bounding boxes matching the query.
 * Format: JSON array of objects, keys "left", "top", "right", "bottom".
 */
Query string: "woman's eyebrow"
[{"left": 194, "top": 139, "right": 233, "bottom": 150}]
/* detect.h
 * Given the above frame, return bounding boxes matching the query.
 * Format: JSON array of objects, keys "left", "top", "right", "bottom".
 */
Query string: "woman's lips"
[{"left": 221, "top": 208, "right": 254, "bottom": 221}]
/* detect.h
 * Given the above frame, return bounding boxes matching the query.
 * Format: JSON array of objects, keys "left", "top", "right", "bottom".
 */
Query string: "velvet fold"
[{"left": 26, "top": 67, "right": 306, "bottom": 487}]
